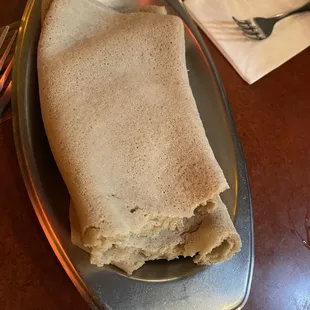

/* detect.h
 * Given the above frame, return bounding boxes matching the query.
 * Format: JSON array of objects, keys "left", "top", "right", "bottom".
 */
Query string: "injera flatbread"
[{"left": 38, "top": 0, "right": 241, "bottom": 274}]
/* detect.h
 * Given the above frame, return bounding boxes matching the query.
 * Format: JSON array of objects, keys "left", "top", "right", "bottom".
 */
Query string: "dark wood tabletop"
[{"left": 1, "top": 1, "right": 310, "bottom": 309}]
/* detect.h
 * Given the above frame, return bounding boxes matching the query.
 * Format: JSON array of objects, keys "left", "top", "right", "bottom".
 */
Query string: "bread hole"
[
  {"left": 130, "top": 206, "right": 140, "bottom": 213},
  {"left": 138, "top": 250, "right": 148, "bottom": 259},
  {"left": 108, "top": 193, "right": 121, "bottom": 200}
]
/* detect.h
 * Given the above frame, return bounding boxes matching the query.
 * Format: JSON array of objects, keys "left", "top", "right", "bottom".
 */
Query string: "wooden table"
[{"left": 1, "top": 1, "right": 310, "bottom": 309}]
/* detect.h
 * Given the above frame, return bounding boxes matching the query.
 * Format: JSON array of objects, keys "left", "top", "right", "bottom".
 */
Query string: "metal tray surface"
[{"left": 12, "top": 0, "right": 254, "bottom": 309}]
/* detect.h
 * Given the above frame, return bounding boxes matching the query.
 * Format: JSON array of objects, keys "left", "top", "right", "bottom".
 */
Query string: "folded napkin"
[
  {"left": 38, "top": 0, "right": 241, "bottom": 274},
  {"left": 184, "top": 0, "right": 310, "bottom": 84}
]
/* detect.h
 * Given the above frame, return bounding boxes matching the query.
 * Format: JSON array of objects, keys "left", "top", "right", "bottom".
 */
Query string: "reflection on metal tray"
[{"left": 12, "top": 0, "right": 254, "bottom": 308}]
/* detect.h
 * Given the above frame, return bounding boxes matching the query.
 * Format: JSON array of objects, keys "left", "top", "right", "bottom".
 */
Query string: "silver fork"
[
  {"left": 233, "top": 1, "right": 310, "bottom": 40},
  {"left": 0, "top": 23, "right": 19, "bottom": 124}
]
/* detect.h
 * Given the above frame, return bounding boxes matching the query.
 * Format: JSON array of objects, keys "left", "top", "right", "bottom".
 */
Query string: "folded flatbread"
[{"left": 38, "top": 0, "right": 241, "bottom": 274}]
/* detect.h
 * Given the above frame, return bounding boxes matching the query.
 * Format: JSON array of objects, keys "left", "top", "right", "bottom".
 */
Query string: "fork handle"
[{"left": 275, "top": 1, "right": 310, "bottom": 21}]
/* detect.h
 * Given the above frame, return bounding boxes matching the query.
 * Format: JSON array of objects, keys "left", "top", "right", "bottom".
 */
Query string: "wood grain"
[{"left": 1, "top": 0, "right": 310, "bottom": 309}]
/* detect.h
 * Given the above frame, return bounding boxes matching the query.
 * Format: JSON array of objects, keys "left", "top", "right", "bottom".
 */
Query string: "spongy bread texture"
[
  {"left": 40, "top": 0, "right": 134, "bottom": 23},
  {"left": 38, "top": 0, "right": 228, "bottom": 236},
  {"left": 38, "top": 0, "right": 240, "bottom": 274},
  {"left": 70, "top": 195, "right": 241, "bottom": 274}
]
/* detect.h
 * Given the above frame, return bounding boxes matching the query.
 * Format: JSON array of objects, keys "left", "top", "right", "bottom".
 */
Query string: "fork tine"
[
  {"left": 0, "top": 26, "right": 9, "bottom": 50},
  {"left": 239, "top": 27, "right": 260, "bottom": 36},
  {"left": 233, "top": 16, "right": 257, "bottom": 32},
  {"left": 0, "top": 30, "right": 17, "bottom": 72},
  {"left": 244, "top": 32, "right": 261, "bottom": 40},
  {"left": 233, "top": 16, "right": 261, "bottom": 39},
  {"left": 236, "top": 23, "right": 252, "bottom": 30},
  {"left": 0, "top": 81, "right": 12, "bottom": 116},
  {"left": 232, "top": 16, "right": 250, "bottom": 25},
  {"left": 0, "top": 57, "right": 13, "bottom": 93}
]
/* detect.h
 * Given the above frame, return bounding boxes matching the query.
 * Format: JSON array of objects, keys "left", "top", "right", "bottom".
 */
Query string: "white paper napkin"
[{"left": 184, "top": 0, "right": 310, "bottom": 84}]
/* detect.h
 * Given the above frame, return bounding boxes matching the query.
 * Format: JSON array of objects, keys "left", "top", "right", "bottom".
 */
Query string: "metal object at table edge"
[
  {"left": 0, "top": 22, "right": 20, "bottom": 123},
  {"left": 12, "top": 0, "right": 254, "bottom": 309}
]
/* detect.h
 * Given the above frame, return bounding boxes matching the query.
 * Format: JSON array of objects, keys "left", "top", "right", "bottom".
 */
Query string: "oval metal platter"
[{"left": 12, "top": 0, "right": 254, "bottom": 309}]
